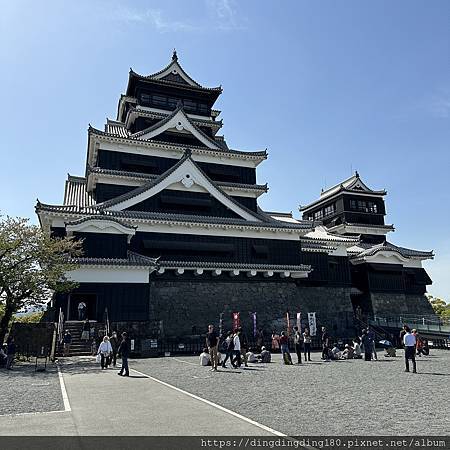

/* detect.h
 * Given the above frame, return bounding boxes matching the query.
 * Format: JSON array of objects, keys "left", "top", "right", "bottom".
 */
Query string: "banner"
[
  {"left": 286, "top": 312, "right": 291, "bottom": 335},
  {"left": 57, "top": 308, "right": 64, "bottom": 343},
  {"left": 308, "top": 312, "right": 317, "bottom": 336},
  {"left": 232, "top": 312, "right": 240, "bottom": 331},
  {"left": 251, "top": 312, "right": 257, "bottom": 337},
  {"left": 219, "top": 313, "right": 224, "bottom": 336},
  {"left": 105, "top": 307, "right": 110, "bottom": 336},
  {"left": 296, "top": 312, "right": 301, "bottom": 331}
]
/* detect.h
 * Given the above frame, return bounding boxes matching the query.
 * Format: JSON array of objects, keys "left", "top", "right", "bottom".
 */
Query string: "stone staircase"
[{"left": 57, "top": 321, "right": 97, "bottom": 356}]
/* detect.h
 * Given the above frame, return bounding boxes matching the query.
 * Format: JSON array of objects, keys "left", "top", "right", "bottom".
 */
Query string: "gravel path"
[
  {"left": 132, "top": 349, "right": 450, "bottom": 436},
  {"left": 0, "top": 361, "right": 64, "bottom": 416}
]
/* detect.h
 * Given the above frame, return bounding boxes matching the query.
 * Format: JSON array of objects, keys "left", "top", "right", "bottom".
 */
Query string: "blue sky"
[{"left": 1, "top": 1, "right": 449, "bottom": 299}]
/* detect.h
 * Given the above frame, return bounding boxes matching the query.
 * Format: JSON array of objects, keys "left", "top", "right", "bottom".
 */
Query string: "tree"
[
  {"left": 427, "top": 294, "right": 450, "bottom": 320},
  {"left": 0, "top": 216, "right": 82, "bottom": 343}
]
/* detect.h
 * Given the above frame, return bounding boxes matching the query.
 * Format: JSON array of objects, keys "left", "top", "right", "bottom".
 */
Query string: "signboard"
[
  {"left": 131, "top": 339, "right": 135, "bottom": 351},
  {"left": 308, "top": 312, "right": 317, "bottom": 336}
]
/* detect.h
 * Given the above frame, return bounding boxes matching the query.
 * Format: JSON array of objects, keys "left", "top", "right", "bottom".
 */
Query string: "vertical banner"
[
  {"left": 252, "top": 312, "right": 257, "bottom": 337},
  {"left": 105, "top": 307, "right": 110, "bottom": 336},
  {"left": 286, "top": 312, "right": 291, "bottom": 335},
  {"left": 57, "top": 308, "right": 64, "bottom": 343},
  {"left": 232, "top": 312, "right": 240, "bottom": 331},
  {"left": 219, "top": 313, "right": 224, "bottom": 336},
  {"left": 308, "top": 312, "right": 317, "bottom": 336},
  {"left": 296, "top": 312, "right": 301, "bottom": 332}
]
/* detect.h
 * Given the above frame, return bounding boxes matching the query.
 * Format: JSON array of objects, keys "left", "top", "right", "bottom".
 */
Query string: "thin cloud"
[
  {"left": 427, "top": 91, "right": 450, "bottom": 119},
  {"left": 206, "top": 0, "right": 245, "bottom": 31},
  {"left": 109, "top": 6, "right": 200, "bottom": 33}
]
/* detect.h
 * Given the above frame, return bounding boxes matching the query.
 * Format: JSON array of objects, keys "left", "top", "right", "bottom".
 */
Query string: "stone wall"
[
  {"left": 370, "top": 292, "right": 435, "bottom": 317},
  {"left": 149, "top": 279, "right": 354, "bottom": 337}
]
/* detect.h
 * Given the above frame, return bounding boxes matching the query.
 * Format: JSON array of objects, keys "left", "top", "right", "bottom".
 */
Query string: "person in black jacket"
[{"left": 117, "top": 332, "right": 130, "bottom": 376}]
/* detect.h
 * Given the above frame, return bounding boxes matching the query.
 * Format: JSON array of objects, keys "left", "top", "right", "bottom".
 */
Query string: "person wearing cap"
[
  {"left": 342, "top": 344, "right": 354, "bottom": 359},
  {"left": 403, "top": 326, "right": 417, "bottom": 373},
  {"left": 259, "top": 346, "right": 271, "bottom": 363},
  {"left": 117, "top": 332, "right": 130, "bottom": 376}
]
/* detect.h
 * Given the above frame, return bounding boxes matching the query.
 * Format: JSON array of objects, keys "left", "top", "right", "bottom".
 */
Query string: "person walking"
[
  {"left": 97, "top": 336, "right": 113, "bottom": 370},
  {"left": 303, "top": 327, "right": 312, "bottom": 361},
  {"left": 367, "top": 327, "right": 378, "bottom": 360},
  {"left": 271, "top": 331, "right": 280, "bottom": 352},
  {"left": 221, "top": 331, "right": 235, "bottom": 369},
  {"left": 63, "top": 330, "right": 72, "bottom": 357},
  {"left": 109, "top": 331, "right": 119, "bottom": 367},
  {"left": 279, "top": 331, "right": 293, "bottom": 365},
  {"left": 232, "top": 330, "right": 241, "bottom": 368},
  {"left": 117, "top": 332, "right": 130, "bottom": 376},
  {"left": 361, "top": 331, "right": 372, "bottom": 361},
  {"left": 293, "top": 326, "right": 303, "bottom": 364},
  {"left": 321, "top": 327, "right": 330, "bottom": 361},
  {"left": 205, "top": 324, "right": 219, "bottom": 371},
  {"left": 77, "top": 301, "right": 87, "bottom": 321},
  {"left": 403, "top": 326, "right": 417, "bottom": 373},
  {"left": 81, "top": 319, "right": 90, "bottom": 341},
  {"left": 6, "top": 337, "right": 16, "bottom": 370},
  {"left": 238, "top": 328, "right": 249, "bottom": 367}
]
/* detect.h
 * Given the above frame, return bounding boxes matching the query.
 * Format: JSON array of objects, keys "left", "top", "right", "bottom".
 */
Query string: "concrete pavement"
[{"left": 0, "top": 357, "right": 276, "bottom": 436}]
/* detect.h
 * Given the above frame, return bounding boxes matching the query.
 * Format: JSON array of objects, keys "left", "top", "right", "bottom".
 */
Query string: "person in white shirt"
[
  {"left": 199, "top": 348, "right": 210, "bottom": 366},
  {"left": 246, "top": 350, "right": 258, "bottom": 363},
  {"left": 232, "top": 331, "right": 241, "bottom": 368},
  {"left": 352, "top": 338, "right": 362, "bottom": 358},
  {"left": 97, "top": 336, "right": 113, "bottom": 370},
  {"left": 403, "top": 326, "right": 417, "bottom": 373}
]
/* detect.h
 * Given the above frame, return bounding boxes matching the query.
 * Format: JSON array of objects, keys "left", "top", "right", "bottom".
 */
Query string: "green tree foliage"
[
  {"left": 427, "top": 294, "right": 450, "bottom": 320},
  {"left": 14, "top": 311, "right": 45, "bottom": 323},
  {"left": 0, "top": 216, "right": 82, "bottom": 343}
]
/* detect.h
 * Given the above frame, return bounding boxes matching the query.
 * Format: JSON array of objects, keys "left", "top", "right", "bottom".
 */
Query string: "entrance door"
[{"left": 68, "top": 293, "right": 97, "bottom": 321}]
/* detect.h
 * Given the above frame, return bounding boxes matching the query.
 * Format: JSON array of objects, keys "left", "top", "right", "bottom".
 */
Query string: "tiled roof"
[
  {"left": 158, "top": 260, "right": 312, "bottom": 272},
  {"left": 301, "top": 225, "right": 359, "bottom": 243},
  {"left": 88, "top": 166, "right": 268, "bottom": 192},
  {"left": 65, "top": 215, "right": 137, "bottom": 230},
  {"left": 88, "top": 126, "right": 267, "bottom": 158},
  {"left": 64, "top": 176, "right": 95, "bottom": 207},
  {"left": 72, "top": 251, "right": 158, "bottom": 268},
  {"left": 349, "top": 241, "right": 434, "bottom": 261},
  {"left": 105, "top": 120, "right": 130, "bottom": 138}
]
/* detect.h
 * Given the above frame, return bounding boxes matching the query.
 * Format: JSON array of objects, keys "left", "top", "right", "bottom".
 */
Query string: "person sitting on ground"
[
  {"left": 342, "top": 344, "right": 354, "bottom": 359},
  {"left": 199, "top": 348, "right": 211, "bottom": 366},
  {"left": 259, "top": 346, "right": 271, "bottom": 363},
  {"left": 385, "top": 346, "right": 396, "bottom": 357},
  {"left": 331, "top": 343, "right": 342, "bottom": 360},
  {"left": 246, "top": 349, "right": 258, "bottom": 363},
  {"left": 353, "top": 337, "right": 362, "bottom": 359}
]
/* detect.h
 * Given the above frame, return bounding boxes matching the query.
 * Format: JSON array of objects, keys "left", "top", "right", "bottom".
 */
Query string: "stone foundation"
[
  {"left": 370, "top": 292, "right": 435, "bottom": 317},
  {"left": 150, "top": 279, "right": 354, "bottom": 337}
]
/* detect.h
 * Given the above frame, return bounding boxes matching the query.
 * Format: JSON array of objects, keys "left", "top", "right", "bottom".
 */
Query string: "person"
[
  {"left": 232, "top": 329, "right": 241, "bottom": 368},
  {"left": 6, "top": 337, "right": 16, "bottom": 370},
  {"left": 81, "top": 319, "right": 90, "bottom": 341},
  {"left": 238, "top": 328, "right": 249, "bottom": 367},
  {"left": 256, "top": 329, "right": 264, "bottom": 351},
  {"left": 352, "top": 337, "right": 362, "bottom": 359},
  {"left": 271, "top": 331, "right": 280, "bottom": 352},
  {"left": 279, "top": 331, "right": 292, "bottom": 365},
  {"left": 367, "top": 327, "right": 378, "bottom": 360},
  {"left": 293, "top": 326, "right": 303, "bottom": 364},
  {"left": 77, "top": 301, "right": 87, "bottom": 321},
  {"left": 413, "top": 329, "right": 424, "bottom": 357},
  {"left": 109, "top": 331, "right": 119, "bottom": 367},
  {"left": 321, "top": 327, "right": 330, "bottom": 361},
  {"left": 63, "top": 330, "right": 72, "bottom": 357},
  {"left": 331, "top": 343, "right": 342, "bottom": 360},
  {"left": 399, "top": 324, "right": 408, "bottom": 347},
  {"left": 303, "top": 328, "right": 312, "bottom": 361},
  {"left": 403, "top": 326, "right": 417, "bottom": 373},
  {"left": 221, "top": 331, "right": 235, "bottom": 369},
  {"left": 246, "top": 349, "right": 258, "bottom": 363},
  {"left": 205, "top": 324, "right": 219, "bottom": 372},
  {"left": 117, "top": 332, "right": 130, "bottom": 376},
  {"left": 342, "top": 344, "right": 354, "bottom": 359},
  {"left": 385, "top": 345, "right": 397, "bottom": 357},
  {"left": 199, "top": 348, "right": 211, "bottom": 366},
  {"left": 259, "top": 346, "right": 271, "bottom": 363},
  {"left": 361, "top": 331, "right": 372, "bottom": 361},
  {"left": 0, "top": 344, "right": 6, "bottom": 367},
  {"left": 97, "top": 336, "right": 113, "bottom": 369}
]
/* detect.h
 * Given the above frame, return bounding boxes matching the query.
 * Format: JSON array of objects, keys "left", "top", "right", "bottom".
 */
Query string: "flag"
[
  {"left": 232, "top": 312, "right": 240, "bottom": 331},
  {"left": 296, "top": 312, "right": 301, "bottom": 331},
  {"left": 308, "top": 312, "right": 317, "bottom": 336},
  {"left": 286, "top": 312, "right": 291, "bottom": 335},
  {"left": 57, "top": 308, "right": 64, "bottom": 343},
  {"left": 252, "top": 312, "right": 257, "bottom": 337},
  {"left": 219, "top": 313, "right": 224, "bottom": 336}
]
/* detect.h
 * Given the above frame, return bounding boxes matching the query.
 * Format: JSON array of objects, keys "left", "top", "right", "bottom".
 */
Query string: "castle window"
[
  {"left": 314, "top": 210, "right": 323, "bottom": 220},
  {"left": 141, "top": 93, "right": 151, "bottom": 105},
  {"left": 167, "top": 97, "right": 178, "bottom": 108},
  {"left": 183, "top": 99, "right": 196, "bottom": 111},
  {"left": 367, "top": 201, "right": 378, "bottom": 213},
  {"left": 198, "top": 103, "right": 208, "bottom": 114},
  {"left": 153, "top": 95, "right": 167, "bottom": 106},
  {"left": 350, "top": 199, "right": 357, "bottom": 210},
  {"left": 324, "top": 203, "right": 336, "bottom": 217}
]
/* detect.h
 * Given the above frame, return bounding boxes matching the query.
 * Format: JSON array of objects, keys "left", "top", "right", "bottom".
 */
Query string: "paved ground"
[
  {"left": 0, "top": 350, "right": 448, "bottom": 437},
  {"left": 0, "top": 361, "right": 63, "bottom": 415},
  {"left": 132, "top": 349, "right": 450, "bottom": 436}
]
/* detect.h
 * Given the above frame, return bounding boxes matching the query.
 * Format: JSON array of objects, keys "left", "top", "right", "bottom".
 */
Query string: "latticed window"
[
  {"left": 324, "top": 203, "right": 336, "bottom": 217},
  {"left": 314, "top": 209, "right": 323, "bottom": 220},
  {"left": 367, "top": 201, "right": 378, "bottom": 213}
]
